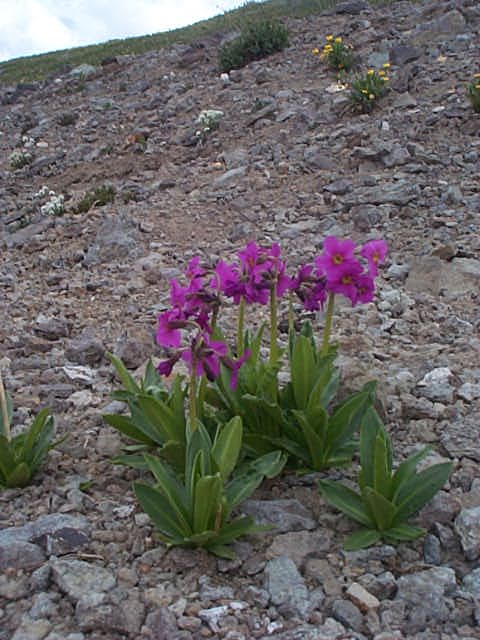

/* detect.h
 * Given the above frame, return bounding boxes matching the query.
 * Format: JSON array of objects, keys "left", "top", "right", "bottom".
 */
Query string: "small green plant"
[
  {"left": 218, "top": 19, "right": 288, "bottom": 72},
  {"left": 74, "top": 185, "right": 115, "bottom": 213},
  {"left": 467, "top": 73, "right": 480, "bottom": 112},
  {"left": 9, "top": 149, "right": 33, "bottom": 169},
  {"left": 103, "top": 354, "right": 188, "bottom": 471},
  {"left": 314, "top": 34, "right": 354, "bottom": 72},
  {"left": 319, "top": 409, "right": 452, "bottom": 551},
  {"left": 134, "top": 417, "right": 285, "bottom": 558},
  {"left": 349, "top": 64, "right": 390, "bottom": 112},
  {"left": 0, "top": 371, "right": 57, "bottom": 489}
]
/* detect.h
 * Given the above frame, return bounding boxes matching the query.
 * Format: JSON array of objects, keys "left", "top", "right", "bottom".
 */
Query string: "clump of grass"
[
  {"left": 349, "top": 64, "right": 390, "bottom": 112},
  {"left": 314, "top": 34, "right": 354, "bottom": 72},
  {"left": 218, "top": 19, "right": 288, "bottom": 72},
  {"left": 9, "top": 150, "right": 33, "bottom": 169},
  {"left": 467, "top": 73, "right": 480, "bottom": 113},
  {"left": 74, "top": 185, "right": 116, "bottom": 214}
]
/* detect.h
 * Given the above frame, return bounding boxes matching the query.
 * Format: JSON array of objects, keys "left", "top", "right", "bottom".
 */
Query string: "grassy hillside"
[{"left": 0, "top": 0, "right": 393, "bottom": 85}]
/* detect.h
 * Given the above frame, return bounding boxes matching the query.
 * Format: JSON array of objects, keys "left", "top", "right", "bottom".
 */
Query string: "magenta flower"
[
  {"left": 315, "top": 237, "right": 357, "bottom": 279},
  {"left": 360, "top": 239, "right": 388, "bottom": 276},
  {"left": 157, "top": 352, "right": 181, "bottom": 377},
  {"left": 291, "top": 264, "right": 327, "bottom": 312},
  {"left": 224, "top": 349, "right": 251, "bottom": 389},
  {"left": 326, "top": 260, "right": 363, "bottom": 305},
  {"left": 182, "top": 334, "right": 228, "bottom": 381},
  {"left": 156, "top": 309, "right": 186, "bottom": 348},
  {"left": 354, "top": 273, "right": 375, "bottom": 305}
]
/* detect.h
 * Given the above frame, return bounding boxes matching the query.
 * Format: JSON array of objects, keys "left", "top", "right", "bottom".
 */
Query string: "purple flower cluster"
[
  {"left": 292, "top": 237, "right": 388, "bottom": 310},
  {"left": 156, "top": 256, "right": 250, "bottom": 387},
  {"left": 155, "top": 238, "right": 388, "bottom": 382}
]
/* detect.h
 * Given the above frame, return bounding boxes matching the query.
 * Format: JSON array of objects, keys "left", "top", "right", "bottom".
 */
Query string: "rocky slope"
[{"left": 1, "top": 0, "right": 480, "bottom": 638}]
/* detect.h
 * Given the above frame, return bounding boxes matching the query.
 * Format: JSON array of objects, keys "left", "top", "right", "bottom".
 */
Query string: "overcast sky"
[{"left": 0, "top": 0, "right": 252, "bottom": 63}]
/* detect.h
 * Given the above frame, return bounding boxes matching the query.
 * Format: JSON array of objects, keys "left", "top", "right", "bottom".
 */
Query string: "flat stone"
[
  {"left": 0, "top": 541, "right": 45, "bottom": 571},
  {"left": 266, "top": 529, "right": 332, "bottom": 566},
  {"left": 346, "top": 582, "right": 380, "bottom": 611},
  {"left": 454, "top": 506, "right": 480, "bottom": 560},
  {"left": 416, "top": 367, "right": 454, "bottom": 403},
  {"left": 65, "top": 331, "right": 105, "bottom": 365},
  {"left": 334, "top": 0, "right": 369, "bottom": 14},
  {"left": 441, "top": 414, "right": 480, "bottom": 462},
  {"left": 11, "top": 617, "right": 52, "bottom": 640},
  {"left": 212, "top": 166, "right": 247, "bottom": 188},
  {"left": 242, "top": 499, "right": 316, "bottom": 532},
  {"left": 389, "top": 44, "right": 421, "bottom": 65},
  {"left": 331, "top": 598, "right": 364, "bottom": 631},
  {"left": 413, "top": 10, "right": 467, "bottom": 45},
  {"left": 264, "top": 556, "right": 310, "bottom": 618},
  {"left": 51, "top": 559, "right": 116, "bottom": 600},
  {"left": 463, "top": 568, "right": 480, "bottom": 599}
]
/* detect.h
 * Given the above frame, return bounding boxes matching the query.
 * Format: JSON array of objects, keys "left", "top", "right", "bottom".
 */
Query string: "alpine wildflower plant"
[
  {"left": 349, "top": 64, "right": 390, "bottom": 112},
  {"left": 315, "top": 34, "right": 355, "bottom": 72},
  {"left": 467, "top": 73, "right": 480, "bottom": 113}
]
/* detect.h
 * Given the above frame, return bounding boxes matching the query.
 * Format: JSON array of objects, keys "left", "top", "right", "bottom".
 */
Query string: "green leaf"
[
  {"left": 394, "top": 462, "right": 452, "bottom": 523},
  {"left": 383, "top": 523, "right": 426, "bottom": 542},
  {"left": 372, "top": 430, "right": 392, "bottom": 498},
  {"left": 0, "top": 390, "right": 13, "bottom": 438},
  {"left": 22, "top": 408, "right": 51, "bottom": 459},
  {"left": 111, "top": 453, "right": 149, "bottom": 469},
  {"left": 319, "top": 479, "right": 373, "bottom": 528},
  {"left": 325, "top": 388, "right": 373, "bottom": 455},
  {"left": 211, "top": 417, "right": 242, "bottom": 480},
  {"left": 138, "top": 395, "right": 184, "bottom": 443},
  {"left": 134, "top": 482, "right": 190, "bottom": 540},
  {"left": 359, "top": 407, "right": 384, "bottom": 488},
  {"left": 142, "top": 358, "right": 163, "bottom": 392},
  {"left": 363, "top": 487, "right": 397, "bottom": 531},
  {"left": 193, "top": 474, "right": 223, "bottom": 533},
  {"left": 344, "top": 528, "right": 382, "bottom": 551},
  {"left": 144, "top": 454, "right": 191, "bottom": 530},
  {"left": 0, "top": 435, "right": 19, "bottom": 481},
  {"left": 291, "top": 335, "right": 316, "bottom": 410},
  {"left": 6, "top": 462, "right": 32, "bottom": 488},
  {"left": 291, "top": 409, "right": 327, "bottom": 470},
  {"left": 210, "top": 515, "right": 258, "bottom": 545},
  {"left": 107, "top": 352, "right": 140, "bottom": 393},
  {"left": 103, "top": 414, "right": 157, "bottom": 446},
  {"left": 390, "top": 447, "right": 431, "bottom": 500}
]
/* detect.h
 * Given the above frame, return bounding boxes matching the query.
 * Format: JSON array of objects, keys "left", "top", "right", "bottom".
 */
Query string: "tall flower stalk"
[
  {"left": 321, "top": 292, "right": 335, "bottom": 357},
  {"left": 0, "top": 370, "right": 11, "bottom": 441}
]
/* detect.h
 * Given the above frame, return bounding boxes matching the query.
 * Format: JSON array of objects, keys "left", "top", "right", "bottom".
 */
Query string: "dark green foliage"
[
  {"left": 74, "top": 185, "right": 115, "bottom": 214},
  {"left": 319, "top": 409, "right": 452, "bottom": 550},
  {"left": 218, "top": 19, "right": 289, "bottom": 72},
  {"left": 0, "top": 398, "right": 58, "bottom": 489}
]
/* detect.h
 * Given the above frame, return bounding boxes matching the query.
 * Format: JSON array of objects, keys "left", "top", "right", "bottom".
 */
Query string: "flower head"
[
  {"left": 315, "top": 236, "right": 357, "bottom": 279},
  {"left": 361, "top": 239, "right": 389, "bottom": 276},
  {"left": 156, "top": 309, "right": 186, "bottom": 348}
]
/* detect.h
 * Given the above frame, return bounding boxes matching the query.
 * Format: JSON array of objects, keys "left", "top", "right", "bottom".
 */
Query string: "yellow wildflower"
[
  {"left": 361, "top": 89, "right": 368, "bottom": 94},
  {"left": 476, "top": 84, "right": 480, "bottom": 89},
  {"left": 474, "top": 73, "right": 480, "bottom": 78},
  {"left": 312, "top": 47, "right": 320, "bottom": 55},
  {"left": 369, "top": 93, "right": 375, "bottom": 100},
  {"left": 383, "top": 63, "right": 391, "bottom": 68},
  {"left": 335, "top": 37, "right": 342, "bottom": 43},
  {"left": 382, "top": 76, "right": 389, "bottom": 81},
  {"left": 326, "top": 34, "right": 334, "bottom": 41},
  {"left": 367, "top": 69, "right": 374, "bottom": 76},
  {"left": 378, "top": 69, "right": 385, "bottom": 76}
]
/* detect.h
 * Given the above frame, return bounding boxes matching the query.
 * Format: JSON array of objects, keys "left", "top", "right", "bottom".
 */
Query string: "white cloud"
[{"left": 0, "top": 0, "right": 249, "bottom": 62}]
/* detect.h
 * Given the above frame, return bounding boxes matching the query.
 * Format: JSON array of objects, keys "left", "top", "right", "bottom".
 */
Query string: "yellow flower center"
[{"left": 333, "top": 254, "right": 344, "bottom": 265}]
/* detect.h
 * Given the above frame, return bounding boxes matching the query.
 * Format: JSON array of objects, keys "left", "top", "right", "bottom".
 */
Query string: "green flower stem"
[
  {"left": 288, "top": 293, "right": 294, "bottom": 335},
  {"left": 237, "top": 296, "right": 245, "bottom": 356},
  {"left": 321, "top": 292, "right": 335, "bottom": 357},
  {"left": 189, "top": 367, "right": 198, "bottom": 432},
  {"left": 269, "top": 284, "right": 278, "bottom": 367},
  {"left": 0, "top": 371, "right": 10, "bottom": 442}
]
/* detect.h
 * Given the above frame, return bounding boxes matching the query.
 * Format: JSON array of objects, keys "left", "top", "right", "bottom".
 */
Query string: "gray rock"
[
  {"left": 70, "top": 64, "right": 97, "bottom": 77},
  {"left": 221, "top": 148, "right": 249, "bottom": 170},
  {"left": 76, "top": 591, "right": 145, "bottom": 634},
  {"left": 454, "top": 506, "right": 480, "bottom": 560},
  {"left": 441, "top": 414, "right": 480, "bottom": 462},
  {"left": 416, "top": 367, "right": 454, "bottom": 403},
  {"left": 33, "top": 316, "right": 71, "bottom": 340},
  {"left": 423, "top": 534, "right": 441, "bottom": 565},
  {"left": 0, "top": 573, "right": 31, "bottom": 599},
  {"left": 11, "top": 617, "right": 52, "bottom": 640},
  {"left": 212, "top": 166, "right": 247, "bottom": 188},
  {"left": 324, "top": 179, "right": 352, "bottom": 195},
  {"left": 264, "top": 556, "right": 310, "bottom": 618},
  {"left": 242, "top": 499, "right": 316, "bottom": 532},
  {"left": 413, "top": 10, "right": 467, "bottom": 45},
  {"left": 303, "top": 146, "right": 337, "bottom": 170},
  {"left": 0, "top": 541, "right": 45, "bottom": 571},
  {"left": 142, "top": 607, "right": 185, "bottom": 640},
  {"left": 267, "top": 529, "right": 332, "bottom": 566},
  {"left": 331, "top": 598, "right": 364, "bottom": 631},
  {"left": 457, "top": 382, "right": 480, "bottom": 402},
  {"left": 344, "top": 182, "right": 419, "bottom": 208},
  {"left": 51, "top": 559, "right": 116, "bottom": 600},
  {"left": 395, "top": 567, "right": 456, "bottom": 630},
  {"left": 463, "top": 568, "right": 480, "bottom": 599},
  {"left": 334, "top": 0, "right": 369, "bottom": 14},
  {"left": 29, "top": 592, "right": 59, "bottom": 619},
  {"left": 65, "top": 331, "right": 105, "bottom": 365},
  {"left": 258, "top": 619, "right": 346, "bottom": 640},
  {"left": 2, "top": 219, "right": 55, "bottom": 249},
  {"left": 389, "top": 44, "right": 421, "bottom": 65},
  {"left": 83, "top": 213, "right": 142, "bottom": 265}
]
